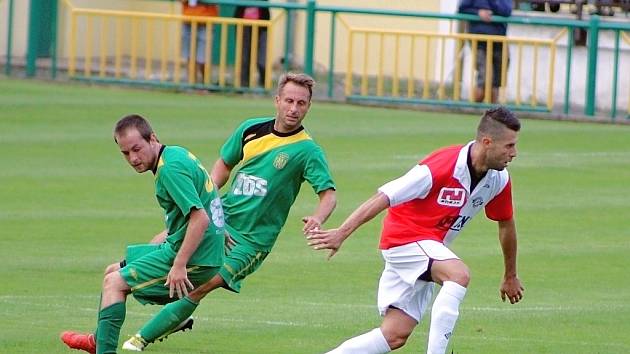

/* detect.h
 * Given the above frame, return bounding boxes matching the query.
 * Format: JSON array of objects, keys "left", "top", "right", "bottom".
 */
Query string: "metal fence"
[
  {"left": 2, "top": 0, "right": 629, "bottom": 120},
  {"left": 62, "top": 0, "right": 279, "bottom": 91}
]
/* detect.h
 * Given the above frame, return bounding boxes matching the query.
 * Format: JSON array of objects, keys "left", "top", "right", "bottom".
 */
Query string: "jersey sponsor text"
[{"left": 232, "top": 173, "right": 268, "bottom": 197}]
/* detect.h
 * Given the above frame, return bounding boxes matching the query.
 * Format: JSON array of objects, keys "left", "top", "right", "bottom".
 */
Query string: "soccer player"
[
  {"left": 60, "top": 115, "right": 225, "bottom": 354},
  {"left": 308, "top": 107, "right": 524, "bottom": 354},
  {"left": 122, "top": 72, "right": 336, "bottom": 351}
]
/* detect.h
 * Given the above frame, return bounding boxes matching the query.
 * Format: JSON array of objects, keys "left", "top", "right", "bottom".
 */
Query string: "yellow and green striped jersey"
[{"left": 220, "top": 118, "right": 335, "bottom": 251}]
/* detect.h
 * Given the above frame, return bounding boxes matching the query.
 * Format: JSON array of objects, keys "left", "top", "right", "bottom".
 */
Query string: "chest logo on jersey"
[
  {"left": 437, "top": 187, "right": 466, "bottom": 207},
  {"left": 273, "top": 152, "right": 290, "bottom": 170}
]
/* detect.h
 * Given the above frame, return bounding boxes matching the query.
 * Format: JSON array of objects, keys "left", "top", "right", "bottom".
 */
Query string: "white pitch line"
[
  {"left": 0, "top": 297, "right": 320, "bottom": 328},
  {"left": 455, "top": 334, "right": 630, "bottom": 349}
]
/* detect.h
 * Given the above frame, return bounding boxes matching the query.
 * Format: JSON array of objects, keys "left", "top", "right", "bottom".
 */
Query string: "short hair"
[
  {"left": 114, "top": 114, "right": 154, "bottom": 143},
  {"left": 476, "top": 106, "right": 521, "bottom": 140},
  {"left": 277, "top": 72, "right": 315, "bottom": 100}
]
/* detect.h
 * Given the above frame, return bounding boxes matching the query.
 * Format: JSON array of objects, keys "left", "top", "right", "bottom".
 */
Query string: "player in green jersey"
[
  {"left": 60, "top": 114, "right": 225, "bottom": 354},
  {"left": 122, "top": 73, "right": 337, "bottom": 351}
]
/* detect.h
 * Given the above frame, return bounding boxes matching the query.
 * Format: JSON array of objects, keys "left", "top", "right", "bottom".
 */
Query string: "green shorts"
[
  {"left": 120, "top": 243, "right": 220, "bottom": 305},
  {"left": 219, "top": 227, "right": 269, "bottom": 293}
]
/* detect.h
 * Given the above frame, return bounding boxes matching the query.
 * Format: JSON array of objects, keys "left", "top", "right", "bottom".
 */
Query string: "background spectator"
[
  {"left": 181, "top": 0, "right": 218, "bottom": 83},
  {"left": 459, "top": 0, "right": 513, "bottom": 103},
  {"left": 235, "top": 0, "right": 270, "bottom": 87}
]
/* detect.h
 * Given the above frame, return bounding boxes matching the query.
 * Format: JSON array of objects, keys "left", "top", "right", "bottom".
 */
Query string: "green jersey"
[
  {"left": 155, "top": 145, "right": 225, "bottom": 266},
  {"left": 220, "top": 118, "right": 335, "bottom": 251}
]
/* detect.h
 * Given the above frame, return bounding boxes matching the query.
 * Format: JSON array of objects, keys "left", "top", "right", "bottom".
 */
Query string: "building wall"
[{"left": 0, "top": 0, "right": 30, "bottom": 57}]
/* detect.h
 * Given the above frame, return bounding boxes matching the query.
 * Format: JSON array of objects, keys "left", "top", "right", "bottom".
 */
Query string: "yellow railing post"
[
  {"left": 423, "top": 36, "right": 430, "bottom": 99},
  {"left": 516, "top": 42, "right": 522, "bottom": 106},
  {"left": 205, "top": 19, "right": 213, "bottom": 85},
  {"left": 407, "top": 35, "right": 415, "bottom": 98},
  {"left": 145, "top": 19, "right": 153, "bottom": 81},
  {"left": 453, "top": 38, "right": 462, "bottom": 101},
  {"left": 174, "top": 18, "right": 181, "bottom": 84},
  {"left": 469, "top": 39, "right": 477, "bottom": 103},
  {"left": 234, "top": 23, "right": 243, "bottom": 88},
  {"left": 250, "top": 25, "right": 259, "bottom": 88},
  {"left": 219, "top": 22, "right": 227, "bottom": 87},
  {"left": 499, "top": 38, "right": 508, "bottom": 104},
  {"left": 99, "top": 17, "right": 106, "bottom": 78},
  {"left": 377, "top": 33, "right": 384, "bottom": 96},
  {"left": 345, "top": 30, "right": 353, "bottom": 96},
  {"left": 361, "top": 33, "right": 368, "bottom": 96},
  {"left": 188, "top": 21, "right": 197, "bottom": 85},
  {"left": 392, "top": 34, "right": 400, "bottom": 97},
  {"left": 160, "top": 20, "right": 168, "bottom": 82},
  {"left": 115, "top": 17, "right": 122, "bottom": 79},
  {"left": 547, "top": 42, "right": 556, "bottom": 110},
  {"left": 532, "top": 43, "right": 539, "bottom": 107},
  {"left": 484, "top": 41, "right": 492, "bottom": 104},
  {"left": 130, "top": 17, "right": 138, "bottom": 79},
  {"left": 438, "top": 36, "right": 446, "bottom": 100},
  {"left": 69, "top": 11, "right": 76, "bottom": 76},
  {"left": 84, "top": 15, "right": 92, "bottom": 77},
  {"left": 264, "top": 20, "right": 274, "bottom": 90}
]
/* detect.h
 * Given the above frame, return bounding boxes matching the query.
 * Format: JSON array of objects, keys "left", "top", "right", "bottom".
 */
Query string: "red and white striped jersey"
[{"left": 378, "top": 142, "right": 513, "bottom": 250}]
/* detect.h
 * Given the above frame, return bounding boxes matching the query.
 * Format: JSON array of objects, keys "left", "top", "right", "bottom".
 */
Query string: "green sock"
[
  {"left": 96, "top": 302, "right": 126, "bottom": 354},
  {"left": 138, "top": 296, "right": 198, "bottom": 342}
]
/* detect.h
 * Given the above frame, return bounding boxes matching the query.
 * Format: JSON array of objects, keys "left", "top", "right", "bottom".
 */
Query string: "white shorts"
[{"left": 377, "top": 240, "right": 459, "bottom": 322}]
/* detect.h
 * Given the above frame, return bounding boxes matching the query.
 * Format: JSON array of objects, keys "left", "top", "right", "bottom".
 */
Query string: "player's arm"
[
  {"left": 497, "top": 218, "right": 524, "bottom": 304},
  {"left": 167, "top": 207, "right": 210, "bottom": 298},
  {"left": 210, "top": 158, "right": 234, "bottom": 189},
  {"left": 308, "top": 164, "right": 431, "bottom": 258},
  {"left": 307, "top": 192, "right": 390, "bottom": 259},
  {"left": 302, "top": 188, "right": 337, "bottom": 233}
]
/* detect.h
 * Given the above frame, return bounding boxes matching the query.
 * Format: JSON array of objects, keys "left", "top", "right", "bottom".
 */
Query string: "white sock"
[
  {"left": 327, "top": 328, "right": 391, "bottom": 354},
  {"left": 427, "top": 281, "right": 467, "bottom": 354}
]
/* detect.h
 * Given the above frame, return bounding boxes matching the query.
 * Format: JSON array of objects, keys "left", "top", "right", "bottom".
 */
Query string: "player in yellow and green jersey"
[
  {"left": 122, "top": 73, "right": 337, "bottom": 351},
  {"left": 60, "top": 114, "right": 224, "bottom": 354}
]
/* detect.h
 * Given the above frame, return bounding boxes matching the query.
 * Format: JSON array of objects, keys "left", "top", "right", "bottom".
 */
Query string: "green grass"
[{"left": 1, "top": 77, "right": 629, "bottom": 353}]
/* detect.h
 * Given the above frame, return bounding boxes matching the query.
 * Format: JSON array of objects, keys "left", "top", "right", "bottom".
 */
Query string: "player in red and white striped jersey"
[{"left": 308, "top": 107, "right": 524, "bottom": 354}]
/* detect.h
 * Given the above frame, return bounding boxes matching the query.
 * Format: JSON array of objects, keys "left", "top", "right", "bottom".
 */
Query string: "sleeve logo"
[{"left": 437, "top": 187, "right": 466, "bottom": 207}]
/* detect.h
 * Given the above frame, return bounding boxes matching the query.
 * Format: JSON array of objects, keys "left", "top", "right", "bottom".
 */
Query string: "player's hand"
[
  {"left": 302, "top": 216, "right": 322, "bottom": 234},
  {"left": 478, "top": 8, "right": 493, "bottom": 22},
  {"left": 165, "top": 265, "right": 195, "bottom": 299},
  {"left": 500, "top": 275, "right": 524, "bottom": 304},
  {"left": 306, "top": 228, "right": 345, "bottom": 260}
]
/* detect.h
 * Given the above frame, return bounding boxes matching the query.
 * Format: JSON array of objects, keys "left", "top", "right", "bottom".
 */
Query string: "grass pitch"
[{"left": 1, "top": 77, "right": 629, "bottom": 353}]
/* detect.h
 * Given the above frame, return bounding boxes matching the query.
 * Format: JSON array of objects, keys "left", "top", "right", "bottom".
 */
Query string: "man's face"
[
  {"left": 115, "top": 128, "right": 159, "bottom": 173},
  {"left": 274, "top": 82, "right": 311, "bottom": 133},
  {"left": 485, "top": 127, "right": 518, "bottom": 171}
]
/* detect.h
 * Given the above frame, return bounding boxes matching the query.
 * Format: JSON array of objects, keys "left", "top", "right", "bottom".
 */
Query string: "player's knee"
[
  {"left": 382, "top": 329, "right": 411, "bottom": 350},
  {"left": 103, "top": 262, "right": 119, "bottom": 275},
  {"left": 452, "top": 264, "right": 471, "bottom": 287},
  {"left": 102, "top": 271, "right": 125, "bottom": 293},
  {"left": 433, "top": 260, "right": 470, "bottom": 287}
]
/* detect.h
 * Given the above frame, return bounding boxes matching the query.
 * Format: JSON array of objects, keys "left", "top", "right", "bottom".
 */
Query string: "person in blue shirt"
[{"left": 459, "top": 0, "right": 513, "bottom": 103}]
